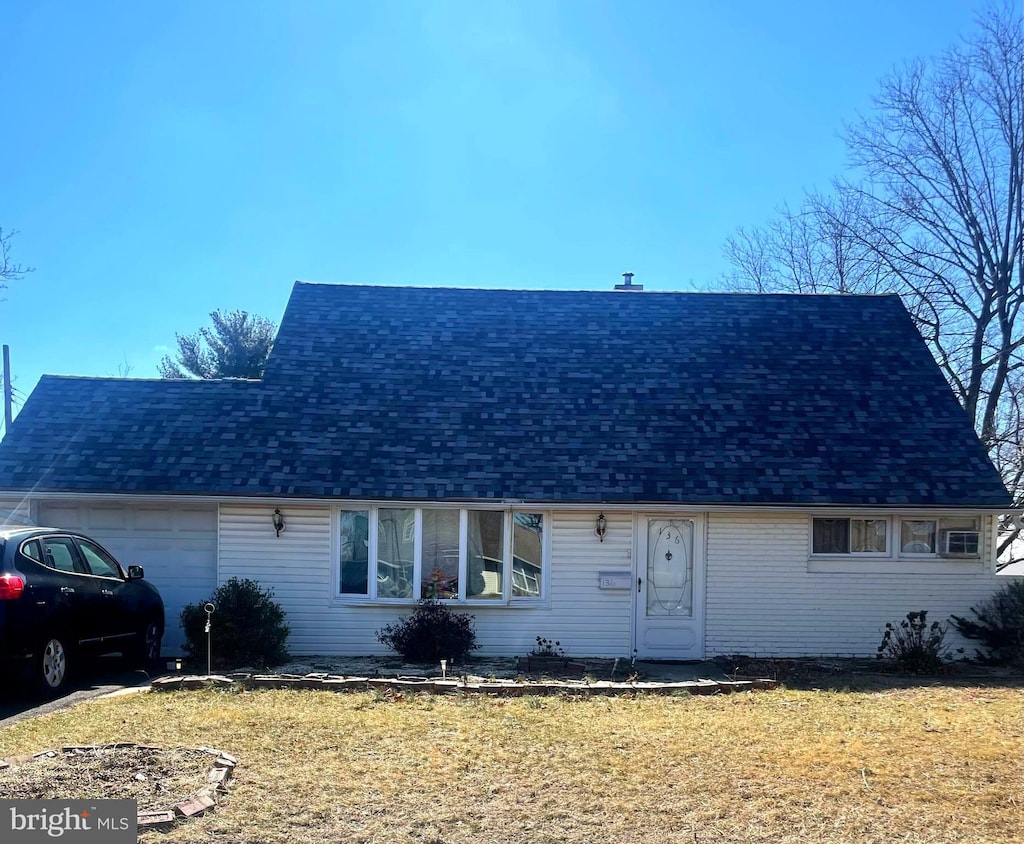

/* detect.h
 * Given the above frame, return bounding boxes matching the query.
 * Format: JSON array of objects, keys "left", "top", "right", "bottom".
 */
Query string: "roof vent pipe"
[{"left": 614, "top": 271, "right": 643, "bottom": 291}]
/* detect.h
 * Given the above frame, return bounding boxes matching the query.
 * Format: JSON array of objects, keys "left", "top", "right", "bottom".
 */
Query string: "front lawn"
[{"left": 0, "top": 683, "right": 1020, "bottom": 843}]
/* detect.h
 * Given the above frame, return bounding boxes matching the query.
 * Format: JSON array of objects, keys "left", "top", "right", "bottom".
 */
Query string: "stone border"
[
  {"left": 152, "top": 673, "right": 777, "bottom": 696},
  {"left": 0, "top": 743, "right": 237, "bottom": 831}
]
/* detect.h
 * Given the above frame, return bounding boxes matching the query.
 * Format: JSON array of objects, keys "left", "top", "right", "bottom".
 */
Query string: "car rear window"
[
  {"left": 21, "top": 539, "right": 41, "bottom": 561},
  {"left": 41, "top": 537, "right": 79, "bottom": 573}
]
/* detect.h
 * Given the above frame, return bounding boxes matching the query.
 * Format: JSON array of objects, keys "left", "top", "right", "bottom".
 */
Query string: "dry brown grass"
[{"left": 0, "top": 684, "right": 1020, "bottom": 843}]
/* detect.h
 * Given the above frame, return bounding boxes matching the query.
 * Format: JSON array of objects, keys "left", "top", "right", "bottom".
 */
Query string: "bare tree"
[
  {"left": 0, "top": 228, "right": 33, "bottom": 428},
  {"left": 724, "top": 192, "right": 891, "bottom": 295},
  {"left": 113, "top": 354, "right": 134, "bottom": 378},
  {"left": 724, "top": 5, "right": 1024, "bottom": 558},
  {"left": 159, "top": 310, "right": 277, "bottom": 379},
  {"left": 0, "top": 228, "right": 33, "bottom": 291}
]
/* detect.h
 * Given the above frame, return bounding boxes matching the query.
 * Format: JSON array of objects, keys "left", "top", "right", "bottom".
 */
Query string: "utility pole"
[{"left": 2, "top": 345, "right": 11, "bottom": 433}]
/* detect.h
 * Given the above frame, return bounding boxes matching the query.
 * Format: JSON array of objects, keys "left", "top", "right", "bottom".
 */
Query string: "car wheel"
[
  {"left": 36, "top": 634, "right": 71, "bottom": 697},
  {"left": 127, "top": 620, "right": 162, "bottom": 671}
]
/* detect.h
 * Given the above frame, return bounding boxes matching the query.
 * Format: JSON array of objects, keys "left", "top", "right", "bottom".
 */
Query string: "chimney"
[{"left": 614, "top": 271, "right": 643, "bottom": 292}]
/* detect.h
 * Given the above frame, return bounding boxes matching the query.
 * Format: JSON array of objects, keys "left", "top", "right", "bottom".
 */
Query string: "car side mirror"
[{"left": 127, "top": 565, "right": 145, "bottom": 580}]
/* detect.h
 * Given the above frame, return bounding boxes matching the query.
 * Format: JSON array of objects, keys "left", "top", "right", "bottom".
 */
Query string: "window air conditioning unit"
[{"left": 940, "top": 530, "right": 980, "bottom": 557}]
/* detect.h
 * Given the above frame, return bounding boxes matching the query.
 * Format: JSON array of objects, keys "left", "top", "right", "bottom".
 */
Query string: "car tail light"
[{"left": 0, "top": 574, "right": 25, "bottom": 600}]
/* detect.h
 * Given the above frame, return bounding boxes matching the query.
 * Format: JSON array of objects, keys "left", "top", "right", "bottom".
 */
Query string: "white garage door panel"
[
  {"left": 40, "top": 505, "right": 83, "bottom": 530},
  {"left": 88, "top": 508, "right": 128, "bottom": 530},
  {"left": 37, "top": 501, "right": 217, "bottom": 655}
]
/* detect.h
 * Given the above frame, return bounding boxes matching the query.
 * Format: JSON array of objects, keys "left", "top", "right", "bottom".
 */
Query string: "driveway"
[{"left": 0, "top": 657, "right": 156, "bottom": 730}]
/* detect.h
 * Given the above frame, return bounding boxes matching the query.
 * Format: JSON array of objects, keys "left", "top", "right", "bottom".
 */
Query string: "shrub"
[
  {"left": 876, "top": 610, "right": 952, "bottom": 673},
  {"left": 950, "top": 581, "right": 1024, "bottom": 668},
  {"left": 376, "top": 599, "right": 479, "bottom": 663},
  {"left": 530, "top": 637, "right": 565, "bottom": 657},
  {"left": 181, "top": 578, "right": 290, "bottom": 670}
]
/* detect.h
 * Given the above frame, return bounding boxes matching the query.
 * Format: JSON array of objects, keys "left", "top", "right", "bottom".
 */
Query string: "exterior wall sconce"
[
  {"left": 595, "top": 512, "right": 608, "bottom": 542},
  {"left": 272, "top": 508, "right": 286, "bottom": 537}
]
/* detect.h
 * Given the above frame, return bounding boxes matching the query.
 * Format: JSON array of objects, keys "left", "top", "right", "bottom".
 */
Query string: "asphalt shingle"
[{"left": 0, "top": 283, "right": 1010, "bottom": 506}]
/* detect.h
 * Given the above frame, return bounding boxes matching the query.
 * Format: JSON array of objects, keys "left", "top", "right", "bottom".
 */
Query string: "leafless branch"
[{"left": 722, "top": 5, "right": 1024, "bottom": 557}]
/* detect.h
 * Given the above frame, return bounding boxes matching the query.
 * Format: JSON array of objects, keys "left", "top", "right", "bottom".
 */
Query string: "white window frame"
[
  {"left": 898, "top": 518, "right": 938, "bottom": 557},
  {"left": 809, "top": 516, "right": 890, "bottom": 557},
  {"left": 808, "top": 513, "right": 986, "bottom": 573},
  {"left": 333, "top": 505, "right": 550, "bottom": 606},
  {"left": 368, "top": 506, "right": 418, "bottom": 602}
]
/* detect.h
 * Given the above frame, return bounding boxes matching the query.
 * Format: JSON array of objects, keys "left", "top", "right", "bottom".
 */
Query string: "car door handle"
[
  {"left": 60, "top": 586, "right": 75, "bottom": 594},
  {"left": 100, "top": 589, "right": 114, "bottom": 596}
]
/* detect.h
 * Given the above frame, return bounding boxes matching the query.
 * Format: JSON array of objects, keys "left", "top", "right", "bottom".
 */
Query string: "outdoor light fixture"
[
  {"left": 595, "top": 512, "right": 608, "bottom": 542},
  {"left": 272, "top": 508, "right": 286, "bottom": 537}
]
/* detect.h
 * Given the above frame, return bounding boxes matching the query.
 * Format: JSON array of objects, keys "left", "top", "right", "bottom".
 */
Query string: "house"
[{"left": 0, "top": 282, "right": 1014, "bottom": 659}]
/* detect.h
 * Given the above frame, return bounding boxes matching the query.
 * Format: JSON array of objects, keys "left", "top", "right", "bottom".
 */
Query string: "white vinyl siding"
[
  {"left": 218, "top": 504, "right": 333, "bottom": 656},
  {"left": 705, "top": 512, "right": 1004, "bottom": 657},
  {"left": 543, "top": 511, "right": 633, "bottom": 656},
  {"left": 14, "top": 497, "right": 1014, "bottom": 661},
  {"left": 218, "top": 505, "right": 633, "bottom": 657},
  {"left": 34, "top": 501, "right": 217, "bottom": 655}
]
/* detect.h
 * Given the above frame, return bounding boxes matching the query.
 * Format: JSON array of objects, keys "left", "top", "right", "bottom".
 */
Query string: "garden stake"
[{"left": 204, "top": 602, "right": 216, "bottom": 676}]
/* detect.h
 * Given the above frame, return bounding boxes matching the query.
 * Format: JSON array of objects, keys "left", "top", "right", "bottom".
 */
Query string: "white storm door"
[{"left": 634, "top": 516, "right": 704, "bottom": 660}]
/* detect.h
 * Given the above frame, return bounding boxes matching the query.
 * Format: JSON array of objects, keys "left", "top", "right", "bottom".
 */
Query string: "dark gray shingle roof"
[{"left": 0, "top": 283, "right": 1010, "bottom": 506}]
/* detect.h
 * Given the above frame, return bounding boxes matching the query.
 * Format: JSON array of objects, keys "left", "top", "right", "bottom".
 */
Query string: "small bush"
[
  {"left": 950, "top": 581, "right": 1024, "bottom": 668},
  {"left": 376, "top": 599, "right": 479, "bottom": 663},
  {"left": 876, "top": 610, "right": 952, "bottom": 673},
  {"left": 530, "top": 637, "right": 565, "bottom": 657},
  {"left": 181, "top": 578, "right": 290, "bottom": 670}
]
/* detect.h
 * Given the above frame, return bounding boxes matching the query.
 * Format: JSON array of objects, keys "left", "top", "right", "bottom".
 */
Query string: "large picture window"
[{"left": 337, "top": 507, "right": 546, "bottom": 603}]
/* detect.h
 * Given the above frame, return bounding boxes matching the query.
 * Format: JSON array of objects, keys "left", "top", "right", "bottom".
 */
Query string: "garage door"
[{"left": 37, "top": 501, "right": 218, "bottom": 656}]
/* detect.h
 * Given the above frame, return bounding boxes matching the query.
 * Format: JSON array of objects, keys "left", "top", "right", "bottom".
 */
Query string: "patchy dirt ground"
[
  {"left": 722, "top": 655, "right": 1022, "bottom": 690},
  {"left": 0, "top": 746, "right": 214, "bottom": 813},
  {"left": 249, "top": 654, "right": 1021, "bottom": 690}
]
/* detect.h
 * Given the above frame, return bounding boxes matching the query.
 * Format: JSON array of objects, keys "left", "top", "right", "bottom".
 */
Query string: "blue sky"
[{"left": 0, "top": 0, "right": 990, "bottom": 421}]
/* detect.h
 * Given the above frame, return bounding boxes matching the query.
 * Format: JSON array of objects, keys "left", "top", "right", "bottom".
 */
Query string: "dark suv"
[{"left": 0, "top": 526, "right": 164, "bottom": 696}]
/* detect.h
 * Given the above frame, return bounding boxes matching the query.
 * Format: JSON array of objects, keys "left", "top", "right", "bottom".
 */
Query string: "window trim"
[
  {"left": 808, "top": 514, "right": 984, "bottom": 563},
  {"left": 25, "top": 534, "right": 128, "bottom": 580},
  {"left": 898, "top": 518, "right": 938, "bottom": 557},
  {"left": 810, "top": 517, "right": 890, "bottom": 556},
  {"left": 19, "top": 538, "right": 43, "bottom": 564},
  {"left": 34, "top": 535, "right": 88, "bottom": 576},
  {"left": 333, "top": 505, "right": 550, "bottom": 607},
  {"left": 373, "top": 506, "right": 419, "bottom": 602},
  {"left": 73, "top": 537, "right": 126, "bottom": 580}
]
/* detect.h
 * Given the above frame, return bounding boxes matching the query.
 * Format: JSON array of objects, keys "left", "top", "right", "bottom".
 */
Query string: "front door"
[{"left": 634, "top": 516, "right": 704, "bottom": 660}]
